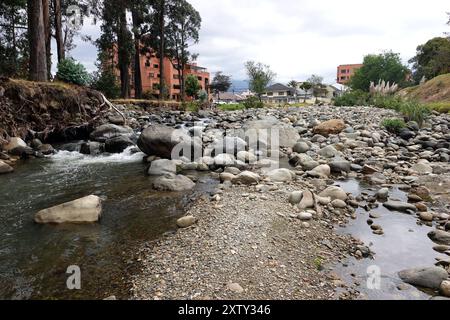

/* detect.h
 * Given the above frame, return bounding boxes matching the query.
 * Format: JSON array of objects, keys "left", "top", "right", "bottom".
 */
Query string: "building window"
[
  {"left": 157, "top": 74, "right": 161, "bottom": 78},
  {"left": 173, "top": 84, "right": 181, "bottom": 89},
  {"left": 149, "top": 73, "right": 155, "bottom": 78},
  {"left": 152, "top": 83, "right": 159, "bottom": 90},
  {"left": 278, "top": 92, "right": 284, "bottom": 96},
  {"left": 267, "top": 92, "right": 273, "bottom": 96},
  {"left": 173, "top": 74, "right": 180, "bottom": 79},
  {"left": 340, "top": 76, "right": 346, "bottom": 80},
  {"left": 197, "top": 76, "right": 202, "bottom": 81},
  {"left": 341, "top": 69, "right": 347, "bottom": 74}
]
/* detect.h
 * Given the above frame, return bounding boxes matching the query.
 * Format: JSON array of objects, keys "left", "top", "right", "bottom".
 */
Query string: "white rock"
[
  {"left": 266, "top": 168, "right": 295, "bottom": 182},
  {"left": 34, "top": 195, "right": 102, "bottom": 224},
  {"left": 177, "top": 216, "right": 197, "bottom": 228}
]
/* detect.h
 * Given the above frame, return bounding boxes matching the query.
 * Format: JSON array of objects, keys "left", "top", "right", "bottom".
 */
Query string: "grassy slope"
[{"left": 398, "top": 74, "right": 450, "bottom": 112}]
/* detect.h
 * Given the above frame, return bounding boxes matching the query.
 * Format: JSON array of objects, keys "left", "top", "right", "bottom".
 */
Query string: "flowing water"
[
  {"left": 0, "top": 147, "right": 217, "bottom": 300},
  {"left": 334, "top": 179, "right": 448, "bottom": 300}
]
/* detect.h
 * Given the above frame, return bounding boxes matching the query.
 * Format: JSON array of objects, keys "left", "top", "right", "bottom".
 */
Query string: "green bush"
[
  {"left": 381, "top": 118, "right": 406, "bottom": 134},
  {"left": 91, "top": 69, "right": 120, "bottom": 99},
  {"left": 243, "top": 96, "right": 264, "bottom": 109},
  {"left": 333, "top": 90, "right": 370, "bottom": 106},
  {"left": 182, "top": 101, "right": 200, "bottom": 112},
  {"left": 370, "top": 95, "right": 404, "bottom": 110},
  {"left": 56, "top": 58, "right": 91, "bottom": 86},
  {"left": 400, "top": 101, "right": 430, "bottom": 127},
  {"left": 197, "top": 90, "right": 209, "bottom": 104}
]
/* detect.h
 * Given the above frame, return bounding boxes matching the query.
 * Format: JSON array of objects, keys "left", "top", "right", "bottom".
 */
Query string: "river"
[{"left": 0, "top": 147, "right": 216, "bottom": 299}]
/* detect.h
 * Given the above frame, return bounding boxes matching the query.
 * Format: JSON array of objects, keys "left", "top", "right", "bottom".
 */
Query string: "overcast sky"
[{"left": 67, "top": 0, "right": 449, "bottom": 85}]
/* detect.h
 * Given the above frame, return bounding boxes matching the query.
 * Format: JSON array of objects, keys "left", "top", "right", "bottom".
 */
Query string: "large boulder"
[
  {"left": 214, "top": 154, "right": 236, "bottom": 167},
  {"left": 138, "top": 125, "right": 201, "bottom": 159},
  {"left": 105, "top": 136, "right": 135, "bottom": 153},
  {"left": 3, "top": 137, "right": 26, "bottom": 152},
  {"left": 232, "top": 171, "right": 260, "bottom": 185},
  {"left": 428, "top": 230, "right": 450, "bottom": 245},
  {"left": 266, "top": 168, "right": 295, "bottom": 182},
  {"left": 313, "top": 119, "right": 346, "bottom": 136},
  {"left": 152, "top": 174, "right": 195, "bottom": 192},
  {"left": 239, "top": 116, "right": 300, "bottom": 148},
  {"left": 329, "top": 160, "right": 351, "bottom": 173},
  {"left": 34, "top": 195, "right": 102, "bottom": 224},
  {"left": 398, "top": 267, "right": 448, "bottom": 290},
  {"left": 209, "top": 137, "right": 247, "bottom": 156},
  {"left": 90, "top": 124, "right": 134, "bottom": 143},
  {"left": 80, "top": 141, "right": 104, "bottom": 155},
  {"left": 0, "top": 160, "right": 14, "bottom": 174},
  {"left": 383, "top": 201, "right": 417, "bottom": 213},
  {"left": 148, "top": 159, "right": 178, "bottom": 176},
  {"left": 318, "top": 145, "right": 340, "bottom": 158},
  {"left": 319, "top": 186, "right": 347, "bottom": 201}
]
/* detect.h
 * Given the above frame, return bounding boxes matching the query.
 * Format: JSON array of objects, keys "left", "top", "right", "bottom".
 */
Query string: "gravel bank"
[{"left": 132, "top": 179, "right": 361, "bottom": 300}]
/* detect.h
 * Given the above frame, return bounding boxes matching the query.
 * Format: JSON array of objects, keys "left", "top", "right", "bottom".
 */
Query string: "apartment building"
[
  {"left": 337, "top": 64, "right": 363, "bottom": 84},
  {"left": 112, "top": 47, "right": 210, "bottom": 100}
]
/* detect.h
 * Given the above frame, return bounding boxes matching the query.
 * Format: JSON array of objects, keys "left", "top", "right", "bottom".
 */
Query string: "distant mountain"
[{"left": 228, "top": 80, "right": 249, "bottom": 93}]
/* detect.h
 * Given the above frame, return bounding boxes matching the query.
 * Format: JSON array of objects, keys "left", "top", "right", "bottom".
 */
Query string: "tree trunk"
[
  {"left": 11, "top": 6, "right": 17, "bottom": 70},
  {"left": 158, "top": 0, "right": 166, "bottom": 101},
  {"left": 117, "top": 8, "right": 130, "bottom": 99},
  {"left": 54, "top": 0, "right": 64, "bottom": 63},
  {"left": 131, "top": 10, "right": 142, "bottom": 99},
  {"left": 42, "top": 0, "right": 51, "bottom": 79},
  {"left": 28, "top": 0, "right": 48, "bottom": 82}
]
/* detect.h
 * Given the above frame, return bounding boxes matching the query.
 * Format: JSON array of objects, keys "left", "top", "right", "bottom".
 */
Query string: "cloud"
[{"left": 65, "top": 0, "right": 450, "bottom": 84}]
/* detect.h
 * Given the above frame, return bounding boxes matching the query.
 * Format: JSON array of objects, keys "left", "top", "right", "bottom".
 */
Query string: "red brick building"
[{"left": 337, "top": 64, "right": 363, "bottom": 84}]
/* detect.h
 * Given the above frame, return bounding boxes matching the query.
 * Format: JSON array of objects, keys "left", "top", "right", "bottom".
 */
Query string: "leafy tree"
[
  {"left": 210, "top": 71, "right": 231, "bottom": 101},
  {"left": 91, "top": 68, "right": 121, "bottom": 99},
  {"left": 245, "top": 61, "right": 276, "bottom": 102},
  {"left": 350, "top": 51, "right": 410, "bottom": 91},
  {"left": 299, "top": 81, "right": 312, "bottom": 102},
  {"left": 0, "top": 0, "right": 28, "bottom": 77},
  {"left": 166, "top": 0, "right": 201, "bottom": 101},
  {"left": 97, "top": 0, "right": 133, "bottom": 98},
  {"left": 287, "top": 80, "right": 298, "bottom": 89},
  {"left": 307, "top": 75, "right": 327, "bottom": 98},
  {"left": 185, "top": 73, "right": 200, "bottom": 98},
  {"left": 409, "top": 37, "right": 450, "bottom": 84}
]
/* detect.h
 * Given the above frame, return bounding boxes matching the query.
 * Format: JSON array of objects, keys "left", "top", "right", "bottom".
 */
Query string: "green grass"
[
  {"left": 381, "top": 118, "right": 406, "bottom": 134},
  {"left": 426, "top": 102, "right": 450, "bottom": 114}
]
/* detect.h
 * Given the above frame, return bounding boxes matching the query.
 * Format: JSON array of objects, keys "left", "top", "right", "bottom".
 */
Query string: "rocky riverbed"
[{"left": 1, "top": 102, "right": 450, "bottom": 300}]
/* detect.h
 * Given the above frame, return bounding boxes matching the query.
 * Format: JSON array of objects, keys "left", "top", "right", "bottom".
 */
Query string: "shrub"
[
  {"left": 56, "top": 58, "right": 91, "bottom": 86},
  {"left": 198, "top": 89, "right": 209, "bottom": 104},
  {"left": 243, "top": 96, "right": 264, "bottom": 109},
  {"left": 333, "top": 90, "right": 370, "bottom": 106},
  {"left": 382, "top": 118, "right": 406, "bottom": 134},
  {"left": 400, "top": 101, "right": 430, "bottom": 127},
  {"left": 370, "top": 94, "right": 404, "bottom": 111},
  {"left": 182, "top": 101, "right": 200, "bottom": 112},
  {"left": 91, "top": 69, "right": 120, "bottom": 99}
]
